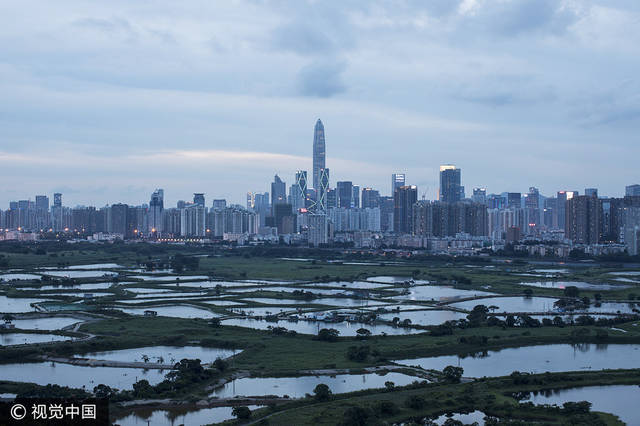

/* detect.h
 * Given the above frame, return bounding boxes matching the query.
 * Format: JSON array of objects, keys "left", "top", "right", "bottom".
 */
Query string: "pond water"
[
  {"left": 366, "top": 276, "right": 428, "bottom": 284},
  {"left": 392, "top": 286, "right": 497, "bottom": 302},
  {"left": 221, "top": 318, "right": 426, "bottom": 336},
  {"left": 227, "top": 307, "right": 304, "bottom": 316},
  {"left": 113, "top": 404, "right": 263, "bottom": 426},
  {"left": 76, "top": 346, "right": 238, "bottom": 364},
  {"left": 127, "top": 292, "right": 209, "bottom": 300},
  {"left": 43, "top": 270, "right": 116, "bottom": 278},
  {"left": 609, "top": 271, "right": 640, "bottom": 276},
  {"left": 210, "top": 372, "right": 420, "bottom": 398},
  {"left": 613, "top": 277, "right": 640, "bottom": 283},
  {"left": 117, "top": 305, "right": 219, "bottom": 319},
  {"left": 65, "top": 263, "right": 124, "bottom": 270},
  {"left": 0, "top": 362, "right": 167, "bottom": 389},
  {"left": 449, "top": 296, "right": 559, "bottom": 313},
  {"left": 0, "top": 274, "right": 41, "bottom": 281},
  {"left": 302, "top": 281, "right": 391, "bottom": 290},
  {"left": 124, "top": 287, "right": 175, "bottom": 294},
  {"left": 11, "top": 316, "right": 81, "bottom": 330},
  {"left": 0, "top": 296, "right": 47, "bottom": 313},
  {"left": 0, "top": 333, "right": 73, "bottom": 345},
  {"left": 433, "top": 411, "right": 486, "bottom": 425},
  {"left": 376, "top": 310, "right": 469, "bottom": 325},
  {"left": 396, "top": 344, "right": 640, "bottom": 377},
  {"left": 130, "top": 275, "right": 209, "bottom": 282},
  {"left": 518, "top": 281, "right": 629, "bottom": 290},
  {"left": 523, "top": 385, "right": 640, "bottom": 426},
  {"left": 19, "top": 282, "right": 117, "bottom": 291},
  {"left": 532, "top": 269, "right": 570, "bottom": 274}
]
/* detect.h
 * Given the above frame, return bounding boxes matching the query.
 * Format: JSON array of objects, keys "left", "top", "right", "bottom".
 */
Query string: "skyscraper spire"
[{"left": 312, "top": 119, "right": 325, "bottom": 191}]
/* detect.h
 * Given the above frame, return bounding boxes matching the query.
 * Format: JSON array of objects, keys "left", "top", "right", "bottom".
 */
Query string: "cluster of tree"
[
  {"left": 346, "top": 345, "right": 370, "bottom": 362},
  {"left": 169, "top": 254, "right": 200, "bottom": 272},
  {"left": 126, "top": 358, "right": 226, "bottom": 399},
  {"left": 316, "top": 328, "right": 340, "bottom": 342}
]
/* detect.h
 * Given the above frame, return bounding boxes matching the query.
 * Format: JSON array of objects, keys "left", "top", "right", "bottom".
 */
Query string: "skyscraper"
[
  {"left": 193, "top": 193, "right": 205, "bottom": 207},
  {"left": 148, "top": 189, "right": 164, "bottom": 234},
  {"left": 315, "top": 168, "right": 330, "bottom": 212},
  {"left": 312, "top": 119, "right": 325, "bottom": 191},
  {"left": 337, "top": 181, "right": 353, "bottom": 209},
  {"left": 626, "top": 184, "right": 640, "bottom": 196},
  {"left": 439, "top": 165, "right": 461, "bottom": 203},
  {"left": 394, "top": 185, "right": 418, "bottom": 234},
  {"left": 361, "top": 188, "right": 380, "bottom": 208},
  {"left": 271, "top": 175, "right": 286, "bottom": 214},
  {"left": 391, "top": 173, "right": 406, "bottom": 196},
  {"left": 52, "top": 193, "right": 63, "bottom": 231},
  {"left": 291, "top": 170, "right": 308, "bottom": 211}
]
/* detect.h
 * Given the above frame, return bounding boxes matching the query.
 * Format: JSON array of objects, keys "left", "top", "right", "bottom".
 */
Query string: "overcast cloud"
[{"left": 0, "top": 0, "right": 638, "bottom": 207}]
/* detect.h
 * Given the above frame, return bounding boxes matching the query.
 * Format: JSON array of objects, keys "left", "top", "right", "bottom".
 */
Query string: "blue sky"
[{"left": 1, "top": 0, "right": 639, "bottom": 207}]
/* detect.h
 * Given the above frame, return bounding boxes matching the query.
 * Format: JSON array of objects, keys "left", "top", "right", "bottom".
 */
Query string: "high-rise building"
[
  {"left": 585, "top": 188, "right": 598, "bottom": 198},
  {"left": 626, "top": 184, "right": 640, "bottom": 197},
  {"left": 291, "top": 170, "right": 308, "bottom": 211},
  {"left": 394, "top": 185, "right": 417, "bottom": 234},
  {"left": 52, "top": 193, "right": 63, "bottom": 231},
  {"left": 507, "top": 192, "right": 521, "bottom": 209},
  {"left": 193, "top": 193, "right": 205, "bottom": 207},
  {"left": 337, "top": 181, "right": 353, "bottom": 209},
  {"left": 212, "top": 199, "right": 227, "bottom": 210},
  {"left": 391, "top": 173, "right": 405, "bottom": 196},
  {"left": 312, "top": 119, "right": 326, "bottom": 191},
  {"left": 472, "top": 188, "right": 487, "bottom": 205},
  {"left": 271, "top": 175, "right": 286, "bottom": 214},
  {"left": 556, "top": 191, "right": 578, "bottom": 230},
  {"left": 352, "top": 185, "right": 360, "bottom": 208},
  {"left": 361, "top": 188, "right": 380, "bottom": 208},
  {"left": 308, "top": 214, "right": 328, "bottom": 247},
  {"left": 566, "top": 195, "right": 601, "bottom": 244},
  {"left": 35, "top": 195, "right": 49, "bottom": 230},
  {"left": 148, "top": 189, "right": 164, "bottom": 234},
  {"left": 525, "top": 187, "right": 540, "bottom": 233},
  {"left": 439, "top": 165, "right": 461, "bottom": 203}
]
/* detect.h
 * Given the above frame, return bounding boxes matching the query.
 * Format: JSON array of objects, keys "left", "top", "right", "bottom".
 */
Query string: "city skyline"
[{"left": 1, "top": 1, "right": 639, "bottom": 207}]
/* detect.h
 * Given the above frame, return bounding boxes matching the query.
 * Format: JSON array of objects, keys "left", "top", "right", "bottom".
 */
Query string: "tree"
[
  {"left": 232, "top": 406, "right": 252, "bottom": 420},
  {"left": 313, "top": 383, "right": 332, "bottom": 401},
  {"left": 317, "top": 328, "right": 340, "bottom": 342},
  {"left": 523, "top": 288, "right": 533, "bottom": 297},
  {"left": 2, "top": 314, "right": 14, "bottom": 324},
  {"left": 442, "top": 365, "right": 464, "bottom": 383},
  {"left": 384, "top": 381, "right": 395, "bottom": 390},
  {"left": 132, "top": 380, "right": 153, "bottom": 398},
  {"left": 564, "top": 286, "right": 580, "bottom": 298},
  {"left": 93, "top": 384, "right": 114, "bottom": 399},
  {"left": 356, "top": 328, "right": 371, "bottom": 339}
]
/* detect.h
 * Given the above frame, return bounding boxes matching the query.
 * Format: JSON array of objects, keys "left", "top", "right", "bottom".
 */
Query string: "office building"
[
  {"left": 148, "top": 189, "right": 164, "bottom": 234},
  {"left": 626, "top": 184, "right": 640, "bottom": 197},
  {"left": 391, "top": 173, "right": 405, "bottom": 196},
  {"left": 337, "top": 181, "right": 353, "bottom": 209},
  {"left": 193, "top": 193, "right": 205, "bottom": 207},
  {"left": 361, "top": 188, "right": 380, "bottom": 208},
  {"left": 394, "top": 185, "right": 417, "bottom": 234},
  {"left": 566, "top": 195, "right": 601, "bottom": 244},
  {"left": 439, "top": 165, "right": 461, "bottom": 203},
  {"left": 312, "top": 119, "right": 326, "bottom": 191},
  {"left": 271, "top": 175, "right": 286, "bottom": 214}
]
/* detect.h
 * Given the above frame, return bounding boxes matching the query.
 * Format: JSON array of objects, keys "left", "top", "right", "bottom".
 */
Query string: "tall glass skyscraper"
[
  {"left": 439, "top": 165, "right": 461, "bottom": 203},
  {"left": 312, "top": 119, "right": 325, "bottom": 191}
]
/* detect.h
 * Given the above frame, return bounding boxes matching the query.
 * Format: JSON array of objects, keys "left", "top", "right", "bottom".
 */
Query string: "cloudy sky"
[{"left": 1, "top": 0, "right": 639, "bottom": 208}]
